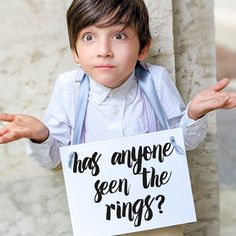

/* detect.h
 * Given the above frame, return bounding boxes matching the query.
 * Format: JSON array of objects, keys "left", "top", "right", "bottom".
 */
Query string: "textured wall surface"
[
  {"left": 173, "top": 1, "right": 219, "bottom": 236},
  {"left": 0, "top": 0, "right": 217, "bottom": 235},
  {"left": 145, "top": 0, "right": 176, "bottom": 77},
  {"left": 0, "top": 1, "right": 73, "bottom": 235}
]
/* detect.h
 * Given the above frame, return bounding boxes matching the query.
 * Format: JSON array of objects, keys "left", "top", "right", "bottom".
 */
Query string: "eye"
[
  {"left": 82, "top": 34, "right": 95, "bottom": 42},
  {"left": 113, "top": 32, "right": 127, "bottom": 40}
]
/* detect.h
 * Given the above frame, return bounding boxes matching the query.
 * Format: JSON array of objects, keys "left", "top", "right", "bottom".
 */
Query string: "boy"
[{"left": 0, "top": 0, "right": 236, "bottom": 235}]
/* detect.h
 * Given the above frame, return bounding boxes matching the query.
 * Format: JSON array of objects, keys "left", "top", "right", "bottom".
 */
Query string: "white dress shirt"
[{"left": 28, "top": 63, "right": 207, "bottom": 169}]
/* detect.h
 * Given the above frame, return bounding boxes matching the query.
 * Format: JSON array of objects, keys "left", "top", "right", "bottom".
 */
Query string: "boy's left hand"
[{"left": 188, "top": 78, "right": 236, "bottom": 120}]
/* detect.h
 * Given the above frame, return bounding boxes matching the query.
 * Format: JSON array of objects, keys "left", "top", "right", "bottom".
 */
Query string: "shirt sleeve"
[
  {"left": 179, "top": 103, "right": 208, "bottom": 150},
  {"left": 27, "top": 73, "right": 74, "bottom": 169},
  {"left": 27, "top": 133, "right": 61, "bottom": 169},
  {"left": 149, "top": 64, "right": 208, "bottom": 150}
]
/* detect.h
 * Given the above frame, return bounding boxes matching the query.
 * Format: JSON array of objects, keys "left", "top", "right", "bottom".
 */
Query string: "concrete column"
[{"left": 172, "top": 1, "right": 219, "bottom": 236}]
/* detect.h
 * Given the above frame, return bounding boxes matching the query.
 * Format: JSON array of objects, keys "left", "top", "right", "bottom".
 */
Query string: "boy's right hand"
[{"left": 0, "top": 113, "right": 49, "bottom": 144}]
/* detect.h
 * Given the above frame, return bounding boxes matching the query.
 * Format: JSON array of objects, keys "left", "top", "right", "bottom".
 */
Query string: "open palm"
[
  {"left": 0, "top": 113, "right": 48, "bottom": 144},
  {"left": 188, "top": 78, "right": 236, "bottom": 120}
]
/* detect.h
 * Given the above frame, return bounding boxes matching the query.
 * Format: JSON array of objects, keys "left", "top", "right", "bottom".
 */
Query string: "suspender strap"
[
  {"left": 73, "top": 64, "right": 169, "bottom": 145},
  {"left": 135, "top": 63, "right": 170, "bottom": 130},
  {"left": 72, "top": 73, "right": 90, "bottom": 145}
]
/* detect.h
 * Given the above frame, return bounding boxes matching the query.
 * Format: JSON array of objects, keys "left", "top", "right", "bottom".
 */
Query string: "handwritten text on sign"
[{"left": 60, "top": 128, "right": 196, "bottom": 236}]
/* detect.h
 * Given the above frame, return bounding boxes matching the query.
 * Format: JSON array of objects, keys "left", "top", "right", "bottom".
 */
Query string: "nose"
[{"left": 97, "top": 38, "right": 113, "bottom": 58}]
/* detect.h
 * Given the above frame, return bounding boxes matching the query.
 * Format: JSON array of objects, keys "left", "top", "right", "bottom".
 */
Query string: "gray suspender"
[{"left": 72, "top": 63, "right": 169, "bottom": 145}]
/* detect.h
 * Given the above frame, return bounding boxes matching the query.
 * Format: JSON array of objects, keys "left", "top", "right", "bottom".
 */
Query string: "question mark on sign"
[{"left": 156, "top": 195, "right": 165, "bottom": 214}]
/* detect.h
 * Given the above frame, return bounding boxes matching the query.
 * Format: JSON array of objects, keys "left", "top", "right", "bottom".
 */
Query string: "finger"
[
  {"left": 0, "top": 113, "right": 15, "bottom": 122},
  {"left": 202, "top": 95, "right": 230, "bottom": 112},
  {"left": 224, "top": 93, "right": 236, "bottom": 108},
  {"left": 0, "top": 131, "right": 18, "bottom": 144},
  {"left": 195, "top": 92, "right": 230, "bottom": 105},
  {"left": 211, "top": 78, "right": 230, "bottom": 92},
  {"left": 225, "top": 92, "right": 236, "bottom": 97},
  {"left": 0, "top": 127, "right": 9, "bottom": 136}
]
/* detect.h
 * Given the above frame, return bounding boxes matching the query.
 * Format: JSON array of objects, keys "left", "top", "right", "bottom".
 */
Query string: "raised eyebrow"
[
  {"left": 116, "top": 25, "right": 127, "bottom": 32},
  {"left": 79, "top": 32, "right": 95, "bottom": 40},
  {"left": 78, "top": 26, "right": 95, "bottom": 35},
  {"left": 79, "top": 31, "right": 93, "bottom": 36},
  {"left": 111, "top": 26, "right": 128, "bottom": 37}
]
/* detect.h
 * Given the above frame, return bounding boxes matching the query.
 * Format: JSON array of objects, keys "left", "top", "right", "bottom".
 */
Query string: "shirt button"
[{"left": 113, "top": 108, "right": 120, "bottom": 115}]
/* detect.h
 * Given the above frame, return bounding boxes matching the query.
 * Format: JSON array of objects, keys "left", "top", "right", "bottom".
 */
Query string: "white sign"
[{"left": 60, "top": 128, "right": 196, "bottom": 236}]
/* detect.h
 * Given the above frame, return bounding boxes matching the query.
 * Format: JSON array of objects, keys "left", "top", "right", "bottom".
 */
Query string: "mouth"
[{"left": 94, "top": 65, "right": 115, "bottom": 70}]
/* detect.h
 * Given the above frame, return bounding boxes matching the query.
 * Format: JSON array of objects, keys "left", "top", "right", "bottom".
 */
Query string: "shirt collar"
[
  {"left": 89, "top": 77, "right": 111, "bottom": 104},
  {"left": 89, "top": 71, "right": 136, "bottom": 104}
]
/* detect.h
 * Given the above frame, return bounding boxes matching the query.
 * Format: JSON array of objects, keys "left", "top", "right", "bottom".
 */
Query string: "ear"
[
  {"left": 72, "top": 49, "right": 80, "bottom": 64},
  {"left": 137, "top": 41, "right": 151, "bottom": 61}
]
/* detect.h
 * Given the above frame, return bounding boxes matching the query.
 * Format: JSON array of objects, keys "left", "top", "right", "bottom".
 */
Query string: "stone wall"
[
  {"left": 172, "top": 1, "right": 218, "bottom": 235},
  {"left": 0, "top": 0, "right": 217, "bottom": 235}
]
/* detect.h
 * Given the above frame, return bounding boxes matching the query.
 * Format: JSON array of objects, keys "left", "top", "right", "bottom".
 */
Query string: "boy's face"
[{"left": 72, "top": 23, "right": 149, "bottom": 88}]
